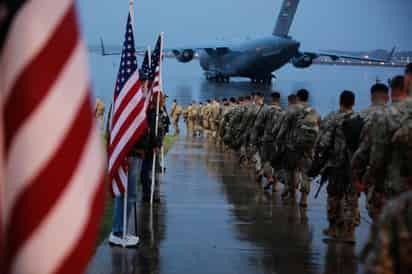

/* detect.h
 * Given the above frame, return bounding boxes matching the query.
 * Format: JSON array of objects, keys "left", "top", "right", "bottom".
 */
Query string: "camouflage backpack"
[{"left": 291, "top": 106, "right": 320, "bottom": 153}]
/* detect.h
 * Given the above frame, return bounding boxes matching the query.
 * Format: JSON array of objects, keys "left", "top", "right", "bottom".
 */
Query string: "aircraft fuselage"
[{"left": 199, "top": 36, "right": 300, "bottom": 79}]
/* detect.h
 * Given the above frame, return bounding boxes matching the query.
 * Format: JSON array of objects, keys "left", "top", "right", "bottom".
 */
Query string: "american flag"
[
  {"left": 0, "top": 1, "right": 105, "bottom": 274},
  {"left": 140, "top": 49, "right": 152, "bottom": 112},
  {"left": 150, "top": 33, "right": 164, "bottom": 96},
  {"left": 108, "top": 13, "right": 147, "bottom": 196}
]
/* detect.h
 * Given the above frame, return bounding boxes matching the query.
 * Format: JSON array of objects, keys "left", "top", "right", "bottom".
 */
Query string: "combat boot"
[
  {"left": 341, "top": 224, "right": 356, "bottom": 243},
  {"left": 299, "top": 193, "right": 308, "bottom": 208},
  {"left": 322, "top": 225, "right": 338, "bottom": 238}
]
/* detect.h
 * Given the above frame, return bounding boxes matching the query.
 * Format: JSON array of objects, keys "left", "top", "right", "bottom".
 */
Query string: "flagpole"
[
  {"left": 121, "top": 0, "right": 135, "bottom": 248},
  {"left": 150, "top": 33, "right": 164, "bottom": 205},
  {"left": 159, "top": 32, "right": 165, "bottom": 176}
]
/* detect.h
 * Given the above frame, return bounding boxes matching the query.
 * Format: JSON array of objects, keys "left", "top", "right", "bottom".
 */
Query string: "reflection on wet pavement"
[{"left": 86, "top": 135, "right": 370, "bottom": 274}]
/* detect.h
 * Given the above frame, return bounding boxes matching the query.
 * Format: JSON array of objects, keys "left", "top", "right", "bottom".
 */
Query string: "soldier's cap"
[
  {"left": 230, "top": 97, "right": 236, "bottom": 103},
  {"left": 207, "top": 99, "right": 211, "bottom": 103},
  {"left": 405, "top": 63, "right": 412, "bottom": 74},
  {"left": 222, "top": 98, "right": 228, "bottom": 102}
]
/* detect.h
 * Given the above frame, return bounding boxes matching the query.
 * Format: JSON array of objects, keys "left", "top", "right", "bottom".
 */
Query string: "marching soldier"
[
  {"left": 276, "top": 89, "right": 320, "bottom": 207},
  {"left": 362, "top": 191, "right": 412, "bottom": 274},
  {"left": 362, "top": 65, "right": 412, "bottom": 273},
  {"left": 210, "top": 98, "right": 221, "bottom": 138},
  {"left": 351, "top": 83, "right": 391, "bottom": 221},
  {"left": 309, "top": 91, "right": 359, "bottom": 242},
  {"left": 261, "top": 92, "right": 283, "bottom": 191},
  {"left": 171, "top": 100, "right": 183, "bottom": 135}
]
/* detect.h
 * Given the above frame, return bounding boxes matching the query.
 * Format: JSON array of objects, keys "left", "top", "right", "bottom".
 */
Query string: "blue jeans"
[{"left": 112, "top": 156, "right": 143, "bottom": 234}]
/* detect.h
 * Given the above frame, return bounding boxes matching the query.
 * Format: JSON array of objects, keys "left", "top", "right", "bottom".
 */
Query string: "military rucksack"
[{"left": 292, "top": 107, "right": 319, "bottom": 152}]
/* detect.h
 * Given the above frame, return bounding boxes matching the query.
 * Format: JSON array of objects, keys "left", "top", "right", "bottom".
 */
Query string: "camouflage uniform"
[
  {"left": 223, "top": 104, "right": 248, "bottom": 149},
  {"left": 194, "top": 104, "right": 203, "bottom": 136},
  {"left": 239, "top": 102, "right": 262, "bottom": 165},
  {"left": 259, "top": 103, "right": 283, "bottom": 186},
  {"left": 249, "top": 103, "right": 270, "bottom": 176},
  {"left": 219, "top": 103, "right": 236, "bottom": 145},
  {"left": 186, "top": 105, "right": 195, "bottom": 133},
  {"left": 362, "top": 191, "right": 412, "bottom": 274},
  {"left": 313, "top": 110, "right": 359, "bottom": 239},
  {"left": 352, "top": 103, "right": 407, "bottom": 221},
  {"left": 210, "top": 101, "right": 221, "bottom": 138},
  {"left": 391, "top": 97, "right": 412, "bottom": 191},
  {"left": 172, "top": 104, "right": 183, "bottom": 135},
  {"left": 276, "top": 102, "right": 320, "bottom": 201},
  {"left": 203, "top": 103, "right": 213, "bottom": 136}
]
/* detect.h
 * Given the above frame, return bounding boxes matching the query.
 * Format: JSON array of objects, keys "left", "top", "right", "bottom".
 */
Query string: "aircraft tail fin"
[
  {"left": 100, "top": 37, "right": 107, "bottom": 56},
  {"left": 273, "top": 0, "right": 300, "bottom": 37},
  {"left": 386, "top": 46, "right": 396, "bottom": 62}
]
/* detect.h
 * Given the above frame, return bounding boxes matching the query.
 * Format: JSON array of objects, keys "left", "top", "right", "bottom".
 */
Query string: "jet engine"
[
  {"left": 291, "top": 52, "right": 316, "bottom": 68},
  {"left": 172, "top": 49, "right": 195, "bottom": 63}
]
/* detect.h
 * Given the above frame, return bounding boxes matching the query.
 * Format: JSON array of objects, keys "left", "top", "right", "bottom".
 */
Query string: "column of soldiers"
[{"left": 181, "top": 63, "right": 412, "bottom": 273}]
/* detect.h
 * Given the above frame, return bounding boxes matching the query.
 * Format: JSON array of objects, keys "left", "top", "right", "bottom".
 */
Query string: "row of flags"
[
  {"left": 0, "top": 1, "right": 164, "bottom": 273},
  {"left": 108, "top": 10, "right": 164, "bottom": 197}
]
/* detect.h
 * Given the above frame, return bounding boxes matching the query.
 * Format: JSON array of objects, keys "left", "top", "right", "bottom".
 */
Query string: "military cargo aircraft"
[{"left": 101, "top": 0, "right": 397, "bottom": 85}]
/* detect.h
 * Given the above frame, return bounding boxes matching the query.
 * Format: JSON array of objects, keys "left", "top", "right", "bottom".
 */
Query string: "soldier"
[
  {"left": 309, "top": 91, "right": 359, "bottom": 242},
  {"left": 170, "top": 99, "right": 177, "bottom": 118},
  {"left": 258, "top": 92, "right": 283, "bottom": 191},
  {"left": 210, "top": 98, "right": 221, "bottom": 138},
  {"left": 276, "top": 89, "right": 320, "bottom": 207},
  {"left": 202, "top": 100, "right": 213, "bottom": 137},
  {"left": 94, "top": 97, "right": 105, "bottom": 132},
  {"left": 362, "top": 191, "right": 412, "bottom": 274},
  {"left": 193, "top": 102, "right": 203, "bottom": 137},
  {"left": 362, "top": 67, "right": 412, "bottom": 272},
  {"left": 351, "top": 83, "right": 393, "bottom": 222},
  {"left": 239, "top": 93, "right": 264, "bottom": 166},
  {"left": 186, "top": 102, "right": 196, "bottom": 134},
  {"left": 359, "top": 83, "right": 389, "bottom": 122},
  {"left": 223, "top": 96, "right": 249, "bottom": 150},
  {"left": 219, "top": 97, "right": 237, "bottom": 147},
  {"left": 171, "top": 100, "right": 183, "bottom": 135},
  {"left": 249, "top": 93, "right": 269, "bottom": 181}
]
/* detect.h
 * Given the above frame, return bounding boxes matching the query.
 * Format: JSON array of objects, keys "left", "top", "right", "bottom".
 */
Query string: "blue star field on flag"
[
  {"left": 149, "top": 35, "right": 162, "bottom": 81},
  {"left": 115, "top": 13, "right": 138, "bottom": 95}
]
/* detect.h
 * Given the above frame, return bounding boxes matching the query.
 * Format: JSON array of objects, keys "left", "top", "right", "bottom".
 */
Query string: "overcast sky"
[{"left": 77, "top": 0, "right": 412, "bottom": 52}]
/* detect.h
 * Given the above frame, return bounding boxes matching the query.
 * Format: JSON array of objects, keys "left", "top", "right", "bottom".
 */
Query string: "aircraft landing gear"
[
  {"left": 208, "top": 74, "right": 230, "bottom": 83},
  {"left": 251, "top": 75, "right": 272, "bottom": 85}
]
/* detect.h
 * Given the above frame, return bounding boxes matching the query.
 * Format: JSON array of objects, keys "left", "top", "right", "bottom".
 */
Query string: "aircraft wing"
[
  {"left": 97, "top": 37, "right": 232, "bottom": 60},
  {"left": 302, "top": 47, "right": 400, "bottom": 67}
]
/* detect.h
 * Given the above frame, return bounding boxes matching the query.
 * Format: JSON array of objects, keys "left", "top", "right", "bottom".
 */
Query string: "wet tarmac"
[{"left": 86, "top": 134, "right": 372, "bottom": 274}]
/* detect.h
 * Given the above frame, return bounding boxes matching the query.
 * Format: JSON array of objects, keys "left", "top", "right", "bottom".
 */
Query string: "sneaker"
[{"left": 109, "top": 232, "right": 140, "bottom": 247}]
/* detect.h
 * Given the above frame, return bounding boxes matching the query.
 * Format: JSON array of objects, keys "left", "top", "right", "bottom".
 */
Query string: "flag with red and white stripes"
[
  {"left": 149, "top": 33, "right": 164, "bottom": 96},
  {"left": 0, "top": 1, "right": 106, "bottom": 274},
  {"left": 108, "top": 13, "right": 147, "bottom": 196}
]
